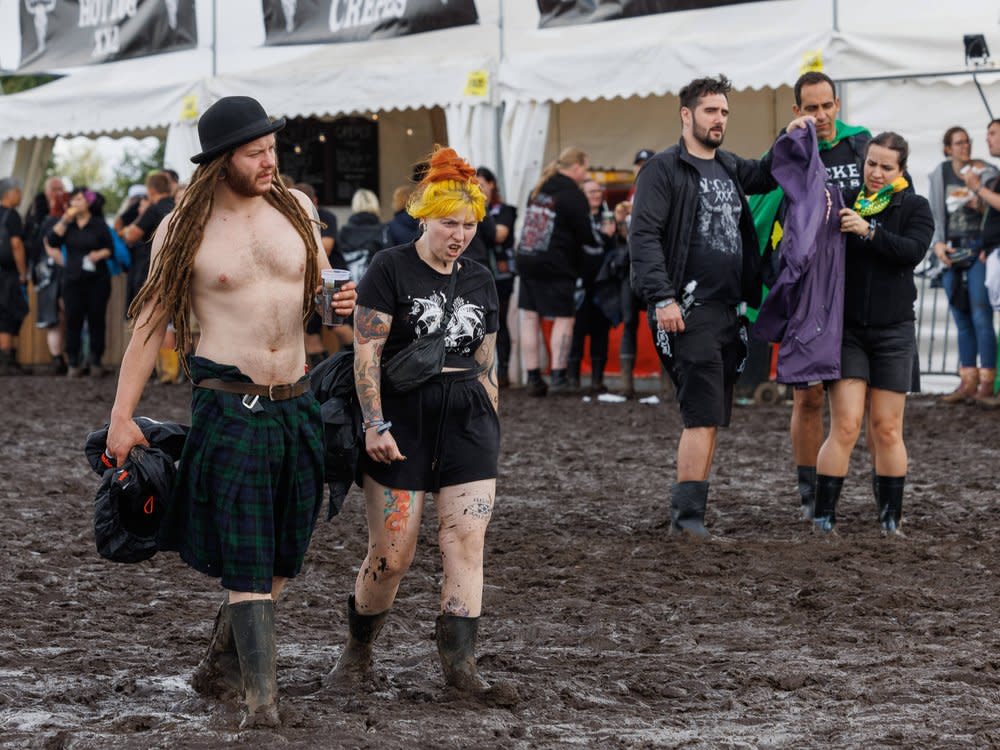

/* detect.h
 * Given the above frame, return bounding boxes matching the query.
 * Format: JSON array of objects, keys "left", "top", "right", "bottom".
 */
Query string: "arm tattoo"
[
  {"left": 355, "top": 305, "right": 392, "bottom": 345},
  {"left": 354, "top": 305, "right": 392, "bottom": 424},
  {"left": 475, "top": 333, "right": 499, "bottom": 413}
]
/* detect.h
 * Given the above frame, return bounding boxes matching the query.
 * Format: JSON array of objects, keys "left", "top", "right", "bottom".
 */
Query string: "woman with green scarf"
[{"left": 811, "top": 132, "right": 934, "bottom": 538}]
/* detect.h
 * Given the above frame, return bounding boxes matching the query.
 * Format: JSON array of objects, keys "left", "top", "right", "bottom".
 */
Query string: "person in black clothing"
[
  {"left": 516, "top": 146, "right": 593, "bottom": 396},
  {"left": 630, "top": 75, "right": 811, "bottom": 537},
  {"left": 386, "top": 184, "right": 421, "bottom": 247},
  {"left": 330, "top": 147, "right": 507, "bottom": 700},
  {"left": 0, "top": 177, "right": 28, "bottom": 375},
  {"left": 567, "top": 178, "right": 616, "bottom": 393},
  {"left": 46, "top": 188, "right": 114, "bottom": 377},
  {"left": 121, "top": 172, "right": 175, "bottom": 309},
  {"left": 813, "top": 132, "right": 934, "bottom": 535},
  {"left": 477, "top": 167, "right": 517, "bottom": 388},
  {"left": 339, "top": 188, "right": 387, "bottom": 283},
  {"left": 27, "top": 177, "right": 70, "bottom": 374}
]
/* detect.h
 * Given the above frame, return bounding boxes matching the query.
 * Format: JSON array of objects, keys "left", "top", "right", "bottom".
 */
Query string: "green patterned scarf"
[{"left": 852, "top": 176, "right": 909, "bottom": 217}]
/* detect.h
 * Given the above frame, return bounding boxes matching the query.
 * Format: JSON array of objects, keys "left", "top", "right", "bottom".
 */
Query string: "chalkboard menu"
[
  {"left": 329, "top": 117, "right": 380, "bottom": 205},
  {"left": 275, "top": 116, "right": 379, "bottom": 206}
]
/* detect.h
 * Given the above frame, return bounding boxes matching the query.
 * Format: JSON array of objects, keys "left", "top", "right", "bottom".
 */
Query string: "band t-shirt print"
[
  {"left": 683, "top": 156, "right": 743, "bottom": 305},
  {"left": 357, "top": 242, "right": 499, "bottom": 369}
]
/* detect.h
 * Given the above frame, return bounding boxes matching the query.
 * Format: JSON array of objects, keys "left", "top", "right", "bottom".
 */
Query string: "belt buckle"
[
  {"left": 241, "top": 394, "right": 260, "bottom": 410},
  {"left": 268, "top": 384, "right": 277, "bottom": 401}
]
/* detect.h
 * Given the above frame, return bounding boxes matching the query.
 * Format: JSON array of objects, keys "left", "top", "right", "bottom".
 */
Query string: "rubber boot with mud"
[
  {"left": 230, "top": 599, "right": 280, "bottom": 729},
  {"left": 325, "top": 595, "right": 389, "bottom": 688},
  {"left": 670, "top": 481, "right": 710, "bottom": 538},
  {"left": 940, "top": 366, "right": 978, "bottom": 404},
  {"left": 435, "top": 614, "right": 520, "bottom": 707},
  {"left": 876, "top": 475, "right": 905, "bottom": 536},
  {"left": 812, "top": 475, "right": 844, "bottom": 534},
  {"left": 797, "top": 465, "right": 817, "bottom": 520},
  {"left": 973, "top": 368, "right": 997, "bottom": 403},
  {"left": 526, "top": 368, "right": 548, "bottom": 397},
  {"left": 191, "top": 599, "right": 241, "bottom": 699},
  {"left": 620, "top": 355, "right": 636, "bottom": 399},
  {"left": 548, "top": 368, "right": 572, "bottom": 395}
]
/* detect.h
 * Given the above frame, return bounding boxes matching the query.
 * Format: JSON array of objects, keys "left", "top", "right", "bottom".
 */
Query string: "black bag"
[{"left": 382, "top": 263, "right": 459, "bottom": 393}]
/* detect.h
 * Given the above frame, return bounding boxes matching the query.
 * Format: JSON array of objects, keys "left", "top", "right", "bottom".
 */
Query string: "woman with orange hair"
[{"left": 328, "top": 146, "right": 505, "bottom": 699}]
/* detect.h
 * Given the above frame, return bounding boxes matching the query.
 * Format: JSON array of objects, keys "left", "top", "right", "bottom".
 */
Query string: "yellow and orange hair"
[{"left": 407, "top": 146, "right": 486, "bottom": 222}]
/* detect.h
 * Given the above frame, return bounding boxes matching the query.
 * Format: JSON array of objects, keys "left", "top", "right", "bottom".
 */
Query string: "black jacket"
[
  {"left": 516, "top": 172, "right": 592, "bottom": 280},
  {"left": 629, "top": 138, "right": 776, "bottom": 308},
  {"left": 842, "top": 187, "right": 934, "bottom": 327}
]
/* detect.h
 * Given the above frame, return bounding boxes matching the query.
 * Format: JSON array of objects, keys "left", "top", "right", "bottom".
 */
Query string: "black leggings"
[
  {"left": 569, "top": 295, "right": 611, "bottom": 378},
  {"left": 496, "top": 280, "right": 513, "bottom": 372},
  {"left": 63, "top": 273, "right": 111, "bottom": 366}
]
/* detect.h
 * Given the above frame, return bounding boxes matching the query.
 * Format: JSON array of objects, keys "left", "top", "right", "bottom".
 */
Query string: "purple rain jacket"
[{"left": 753, "top": 124, "right": 845, "bottom": 385}]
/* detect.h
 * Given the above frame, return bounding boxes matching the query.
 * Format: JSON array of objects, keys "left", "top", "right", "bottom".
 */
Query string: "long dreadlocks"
[{"left": 128, "top": 155, "right": 321, "bottom": 378}]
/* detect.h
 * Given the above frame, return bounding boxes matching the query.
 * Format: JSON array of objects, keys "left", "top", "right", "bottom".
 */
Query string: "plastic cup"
[{"left": 321, "top": 268, "right": 352, "bottom": 326}]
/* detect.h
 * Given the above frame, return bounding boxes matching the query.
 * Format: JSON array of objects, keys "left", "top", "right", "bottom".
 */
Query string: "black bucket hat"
[{"left": 191, "top": 96, "right": 286, "bottom": 165}]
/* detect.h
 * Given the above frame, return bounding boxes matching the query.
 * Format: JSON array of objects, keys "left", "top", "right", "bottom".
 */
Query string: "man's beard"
[
  {"left": 226, "top": 165, "right": 272, "bottom": 197},
  {"left": 692, "top": 120, "right": 725, "bottom": 150}
]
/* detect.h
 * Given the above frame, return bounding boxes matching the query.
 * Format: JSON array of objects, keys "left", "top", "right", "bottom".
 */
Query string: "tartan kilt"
[{"left": 157, "top": 356, "right": 325, "bottom": 593}]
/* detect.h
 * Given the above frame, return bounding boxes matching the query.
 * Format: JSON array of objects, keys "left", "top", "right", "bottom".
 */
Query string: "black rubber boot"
[
  {"left": 191, "top": 599, "right": 242, "bottom": 699},
  {"left": 526, "top": 368, "right": 548, "bottom": 397},
  {"left": 620, "top": 355, "right": 636, "bottom": 398},
  {"left": 549, "top": 368, "right": 571, "bottom": 394},
  {"left": 876, "top": 475, "right": 905, "bottom": 536},
  {"left": 813, "top": 475, "right": 844, "bottom": 534},
  {"left": 797, "top": 466, "right": 817, "bottom": 520},
  {"left": 670, "top": 481, "right": 710, "bottom": 538},
  {"left": 435, "top": 615, "right": 520, "bottom": 706},
  {"left": 871, "top": 468, "right": 879, "bottom": 512},
  {"left": 325, "top": 595, "right": 389, "bottom": 687},
  {"left": 230, "top": 600, "right": 280, "bottom": 729}
]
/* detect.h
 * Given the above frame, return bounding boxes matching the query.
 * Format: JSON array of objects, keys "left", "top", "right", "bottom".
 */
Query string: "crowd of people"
[{"left": 1, "top": 72, "right": 999, "bottom": 728}]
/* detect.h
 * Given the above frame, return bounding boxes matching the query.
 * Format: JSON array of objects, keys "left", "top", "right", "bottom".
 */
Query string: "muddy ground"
[{"left": 3, "top": 373, "right": 1000, "bottom": 749}]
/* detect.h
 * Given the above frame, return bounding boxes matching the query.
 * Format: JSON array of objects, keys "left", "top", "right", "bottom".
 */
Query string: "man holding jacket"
[{"left": 629, "top": 75, "right": 810, "bottom": 537}]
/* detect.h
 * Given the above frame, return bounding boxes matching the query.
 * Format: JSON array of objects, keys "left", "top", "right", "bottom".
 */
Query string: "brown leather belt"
[{"left": 195, "top": 378, "right": 310, "bottom": 401}]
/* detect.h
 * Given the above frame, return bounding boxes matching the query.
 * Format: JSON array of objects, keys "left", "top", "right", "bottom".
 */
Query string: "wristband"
[
  {"left": 655, "top": 298, "right": 676, "bottom": 309},
  {"left": 865, "top": 220, "right": 877, "bottom": 241}
]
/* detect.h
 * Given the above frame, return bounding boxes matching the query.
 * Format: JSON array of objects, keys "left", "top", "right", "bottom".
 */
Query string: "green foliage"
[
  {"left": 0, "top": 75, "right": 58, "bottom": 95},
  {"left": 103, "top": 141, "right": 165, "bottom": 215},
  {"left": 50, "top": 140, "right": 105, "bottom": 193}
]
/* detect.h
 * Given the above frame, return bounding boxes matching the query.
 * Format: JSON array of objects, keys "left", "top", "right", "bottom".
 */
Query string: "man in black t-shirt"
[
  {"left": 631, "top": 75, "right": 809, "bottom": 537},
  {"left": 0, "top": 177, "right": 28, "bottom": 374},
  {"left": 121, "top": 171, "right": 175, "bottom": 308}
]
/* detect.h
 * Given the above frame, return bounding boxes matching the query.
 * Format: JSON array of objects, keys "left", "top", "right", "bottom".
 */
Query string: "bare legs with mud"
[
  {"left": 329, "top": 476, "right": 510, "bottom": 699},
  {"left": 520, "top": 310, "right": 575, "bottom": 394}
]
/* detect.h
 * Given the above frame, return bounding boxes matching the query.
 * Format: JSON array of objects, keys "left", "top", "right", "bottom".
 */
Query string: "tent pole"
[
  {"left": 972, "top": 71, "right": 995, "bottom": 119},
  {"left": 212, "top": 0, "right": 218, "bottom": 77}
]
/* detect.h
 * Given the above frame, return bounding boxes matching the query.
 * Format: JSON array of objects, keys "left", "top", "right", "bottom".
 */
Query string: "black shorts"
[
  {"left": 839, "top": 321, "right": 916, "bottom": 394},
  {"left": 518, "top": 275, "right": 576, "bottom": 318},
  {"left": 647, "top": 302, "right": 748, "bottom": 428},
  {"left": 364, "top": 369, "right": 500, "bottom": 492},
  {"left": 0, "top": 272, "right": 29, "bottom": 335}
]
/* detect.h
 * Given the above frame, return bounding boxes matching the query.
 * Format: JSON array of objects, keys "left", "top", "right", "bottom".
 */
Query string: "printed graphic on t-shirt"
[
  {"left": 409, "top": 292, "right": 486, "bottom": 357},
  {"left": 824, "top": 162, "right": 862, "bottom": 190},
  {"left": 517, "top": 194, "right": 556, "bottom": 255},
  {"left": 697, "top": 175, "right": 742, "bottom": 255}
]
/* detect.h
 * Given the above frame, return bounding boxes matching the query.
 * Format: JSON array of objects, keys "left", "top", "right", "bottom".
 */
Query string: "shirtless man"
[{"left": 106, "top": 96, "right": 356, "bottom": 728}]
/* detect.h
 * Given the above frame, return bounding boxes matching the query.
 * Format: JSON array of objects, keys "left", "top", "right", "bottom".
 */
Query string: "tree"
[
  {"left": 0, "top": 75, "right": 58, "bottom": 95},
  {"left": 51, "top": 140, "right": 105, "bottom": 193},
  {"left": 104, "top": 140, "right": 165, "bottom": 215}
]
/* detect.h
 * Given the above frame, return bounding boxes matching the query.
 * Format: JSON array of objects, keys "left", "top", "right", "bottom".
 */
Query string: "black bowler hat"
[{"left": 191, "top": 96, "right": 286, "bottom": 165}]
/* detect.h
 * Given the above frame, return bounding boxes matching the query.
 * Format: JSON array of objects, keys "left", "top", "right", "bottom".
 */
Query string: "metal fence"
[{"left": 914, "top": 272, "right": 960, "bottom": 377}]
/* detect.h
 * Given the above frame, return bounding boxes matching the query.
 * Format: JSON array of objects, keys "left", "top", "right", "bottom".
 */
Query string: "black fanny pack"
[{"left": 382, "top": 263, "right": 459, "bottom": 393}]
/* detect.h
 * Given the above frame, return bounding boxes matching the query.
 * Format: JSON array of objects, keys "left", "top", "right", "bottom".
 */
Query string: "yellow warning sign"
[
  {"left": 464, "top": 70, "right": 489, "bottom": 98},
  {"left": 800, "top": 51, "right": 824, "bottom": 75},
  {"left": 179, "top": 95, "right": 198, "bottom": 121}
]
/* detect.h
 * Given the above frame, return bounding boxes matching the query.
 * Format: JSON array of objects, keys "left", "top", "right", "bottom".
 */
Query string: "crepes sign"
[
  {"left": 537, "top": 0, "right": 770, "bottom": 28},
  {"left": 18, "top": 0, "right": 198, "bottom": 72},
  {"left": 262, "top": 0, "right": 479, "bottom": 45}
]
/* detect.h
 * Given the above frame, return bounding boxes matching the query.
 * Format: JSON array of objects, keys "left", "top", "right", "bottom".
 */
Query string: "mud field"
[{"left": 3, "top": 373, "right": 1000, "bottom": 749}]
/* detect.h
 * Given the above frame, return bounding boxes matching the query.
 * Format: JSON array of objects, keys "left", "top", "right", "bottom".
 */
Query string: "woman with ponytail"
[{"left": 330, "top": 146, "right": 509, "bottom": 701}]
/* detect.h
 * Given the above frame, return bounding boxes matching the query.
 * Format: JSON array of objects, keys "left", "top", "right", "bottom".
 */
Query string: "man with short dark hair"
[
  {"left": 749, "top": 71, "right": 872, "bottom": 521},
  {"left": 630, "top": 75, "right": 810, "bottom": 536},
  {"left": 122, "top": 171, "right": 175, "bottom": 308},
  {"left": 0, "top": 177, "right": 28, "bottom": 375}
]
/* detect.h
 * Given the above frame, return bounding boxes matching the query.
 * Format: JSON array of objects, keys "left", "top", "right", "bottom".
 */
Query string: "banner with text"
[
  {"left": 18, "top": 0, "right": 197, "bottom": 72},
  {"left": 262, "top": 0, "right": 478, "bottom": 45},
  {"left": 537, "top": 0, "right": 771, "bottom": 28}
]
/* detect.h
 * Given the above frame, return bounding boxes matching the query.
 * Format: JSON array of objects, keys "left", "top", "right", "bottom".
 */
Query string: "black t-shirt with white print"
[
  {"left": 357, "top": 242, "right": 499, "bottom": 369},
  {"left": 683, "top": 156, "right": 743, "bottom": 305}
]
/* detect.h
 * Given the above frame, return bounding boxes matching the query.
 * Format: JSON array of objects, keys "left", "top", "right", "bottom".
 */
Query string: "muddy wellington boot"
[
  {"left": 525, "top": 368, "right": 548, "bottom": 398},
  {"left": 871, "top": 468, "right": 879, "bottom": 513},
  {"left": 974, "top": 368, "right": 997, "bottom": 403},
  {"left": 670, "top": 481, "right": 711, "bottom": 538},
  {"left": 325, "top": 595, "right": 389, "bottom": 687},
  {"left": 812, "top": 475, "right": 844, "bottom": 534},
  {"left": 191, "top": 599, "right": 242, "bottom": 699},
  {"left": 797, "top": 465, "right": 817, "bottom": 520},
  {"left": 876, "top": 475, "right": 906, "bottom": 536},
  {"left": 230, "top": 600, "right": 280, "bottom": 729},
  {"left": 548, "top": 368, "right": 572, "bottom": 394}
]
